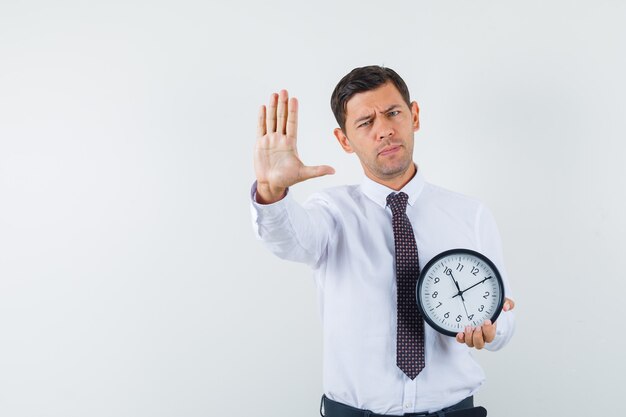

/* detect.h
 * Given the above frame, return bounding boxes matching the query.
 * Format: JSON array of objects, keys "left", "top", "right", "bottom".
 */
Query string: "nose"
[{"left": 377, "top": 120, "right": 394, "bottom": 141}]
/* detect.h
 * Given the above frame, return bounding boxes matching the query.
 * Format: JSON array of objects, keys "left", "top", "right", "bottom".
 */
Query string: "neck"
[{"left": 366, "top": 163, "right": 417, "bottom": 191}]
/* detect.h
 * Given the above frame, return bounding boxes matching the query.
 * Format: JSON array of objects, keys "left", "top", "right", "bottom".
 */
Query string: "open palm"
[{"left": 254, "top": 90, "right": 334, "bottom": 203}]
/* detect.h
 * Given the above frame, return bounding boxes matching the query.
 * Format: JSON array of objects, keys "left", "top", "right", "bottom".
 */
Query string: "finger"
[
  {"left": 456, "top": 332, "right": 465, "bottom": 343},
  {"left": 482, "top": 320, "right": 496, "bottom": 343},
  {"left": 286, "top": 97, "right": 298, "bottom": 139},
  {"left": 276, "top": 89, "right": 288, "bottom": 134},
  {"left": 503, "top": 298, "right": 515, "bottom": 312},
  {"left": 472, "top": 326, "right": 485, "bottom": 349},
  {"left": 257, "top": 105, "right": 266, "bottom": 138},
  {"left": 266, "top": 93, "right": 278, "bottom": 133},
  {"left": 464, "top": 326, "right": 474, "bottom": 348},
  {"left": 298, "top": 165, "right": 336, "bottom": 182}
]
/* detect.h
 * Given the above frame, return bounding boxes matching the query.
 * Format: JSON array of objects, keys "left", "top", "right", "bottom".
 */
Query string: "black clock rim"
[{"left": 416, "top": 248, "right": 505, "bottom": 338}]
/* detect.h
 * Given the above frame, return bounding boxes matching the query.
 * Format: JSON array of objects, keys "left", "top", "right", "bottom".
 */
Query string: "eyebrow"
[
  {"left": 354, "top": 112, "right": 374, "bottom": 125},
  {"left": 382, "top": 104, "right": 401, "bottom": 113},
  {"left": 353, "top": 105, "right": 402, "bottom": 126}
]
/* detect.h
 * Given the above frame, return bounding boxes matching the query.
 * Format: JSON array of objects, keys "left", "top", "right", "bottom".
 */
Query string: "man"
[{"left": 251, "top": 66, "right": 515, "bottom": 416}]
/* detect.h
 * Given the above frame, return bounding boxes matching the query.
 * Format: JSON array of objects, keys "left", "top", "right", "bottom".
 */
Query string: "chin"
[{"left": 378, "top": 160, "right": 412, "bottom": 177}]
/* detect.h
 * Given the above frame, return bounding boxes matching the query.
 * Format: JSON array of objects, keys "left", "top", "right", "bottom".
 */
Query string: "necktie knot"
[{"left": 387, "top": 192, "right": 409, "bottom": 216}]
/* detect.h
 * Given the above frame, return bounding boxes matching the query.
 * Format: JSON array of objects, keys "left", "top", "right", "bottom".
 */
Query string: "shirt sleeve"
[
  {"left": 249, "top": 181, "right": 336, "bottom": 268},
  {"left": 475, "top": 203, "right": 516, "bottom": 351}
]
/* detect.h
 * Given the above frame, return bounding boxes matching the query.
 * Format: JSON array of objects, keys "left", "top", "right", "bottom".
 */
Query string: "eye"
[
  {"left": 358, "top": 120, "right": 372, "bottom": 128},
  {"left": 388, "top": 110, "right": 400, "bottom": 117}
]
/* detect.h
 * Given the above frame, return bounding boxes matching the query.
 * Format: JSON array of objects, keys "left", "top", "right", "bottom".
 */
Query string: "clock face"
[{"left": 416, "top": 249, "right": 505, "bottom": 337}]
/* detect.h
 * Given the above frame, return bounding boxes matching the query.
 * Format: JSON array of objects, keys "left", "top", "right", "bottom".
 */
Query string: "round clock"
[{"left": 416, "top": 248, "right": 505, "bottom": 337}]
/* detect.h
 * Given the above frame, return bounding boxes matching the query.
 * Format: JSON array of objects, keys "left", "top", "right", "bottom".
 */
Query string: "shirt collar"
[{"left": 360, "top": 165, "right": 425, "bottom": 209}]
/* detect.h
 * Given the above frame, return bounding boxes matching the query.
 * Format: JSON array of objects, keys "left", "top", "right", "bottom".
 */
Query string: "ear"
[
  {"left": 411, "top": 101, "right": 420, "bottom": 132},
  {"left": 334, "top": 128, "right": 354, "bottom": 153}
]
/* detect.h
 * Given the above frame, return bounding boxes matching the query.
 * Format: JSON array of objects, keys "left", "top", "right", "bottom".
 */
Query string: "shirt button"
[{"left": 405, "top": 403, "right": 412, "bottom": 409}]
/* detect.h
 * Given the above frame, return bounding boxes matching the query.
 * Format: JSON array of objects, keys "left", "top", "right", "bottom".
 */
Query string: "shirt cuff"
[
  {"left": 484, "top": 308, "right": 516, "bottom": 351},
  {"left": 250, "top": 181, "right": 289, "bottom": 207},
  {"left": 250, "top": 180, "right": 291, "bottom": 239}
]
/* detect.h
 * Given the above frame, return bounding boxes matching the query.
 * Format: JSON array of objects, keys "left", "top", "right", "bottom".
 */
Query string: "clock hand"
[
  {"left": 453, "top": 276, "right": 493, "bottom": 298},
  {"left": 446, "top": 269, "right": 465, "bottom": 300},
  {"left": 461, "top": 297, "right": 470, "bottom": 319},
  {"left": 448, "top": 269, "right": 472, "bottom": 318}
]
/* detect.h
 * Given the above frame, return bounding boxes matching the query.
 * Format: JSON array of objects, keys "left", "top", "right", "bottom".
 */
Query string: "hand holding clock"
[
  {"left": 417, "top": 249, "right": 514, "bottom": 350},
  {"left": 455, "top": 298, "right": 515, "bottom": 349}
]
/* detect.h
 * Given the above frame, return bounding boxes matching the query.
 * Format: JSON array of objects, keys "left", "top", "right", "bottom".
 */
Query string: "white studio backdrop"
[{"left": 1, "top": 1, "right": 624, "bottom": 416}]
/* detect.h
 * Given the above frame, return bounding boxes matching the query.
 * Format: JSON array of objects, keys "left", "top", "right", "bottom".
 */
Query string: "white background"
[{"left": 1, "top": 1, "right": 625, "bottom": 416}]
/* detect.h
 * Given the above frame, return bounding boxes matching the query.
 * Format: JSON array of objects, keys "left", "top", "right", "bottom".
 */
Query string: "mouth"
[{"left": 378, "top": 145, "right": 401, "bottom": 156}]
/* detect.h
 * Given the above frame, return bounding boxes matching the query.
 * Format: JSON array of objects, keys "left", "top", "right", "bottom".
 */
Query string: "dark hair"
[{"left": 330, "top": 65, "right": 411, "bottom": 131}]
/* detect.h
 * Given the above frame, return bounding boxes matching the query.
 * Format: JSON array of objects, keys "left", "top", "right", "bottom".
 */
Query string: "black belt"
[{"left": 320, "top": 395, "right": 487, "bottom": 417}]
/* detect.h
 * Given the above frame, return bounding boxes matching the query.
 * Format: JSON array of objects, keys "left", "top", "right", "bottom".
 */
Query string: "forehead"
[{"left": 344, "top": 82, "right": 406, "bottom": 120}]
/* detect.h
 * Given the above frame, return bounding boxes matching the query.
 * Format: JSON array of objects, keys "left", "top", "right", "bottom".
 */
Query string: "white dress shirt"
[{"left": 250, "top": 169, "right": 515, "bottom": 415}]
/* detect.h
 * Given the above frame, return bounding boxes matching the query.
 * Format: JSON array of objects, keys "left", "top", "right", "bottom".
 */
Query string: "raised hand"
[{"left": 254, "top": 90, "right": 335, "bottom": 204}]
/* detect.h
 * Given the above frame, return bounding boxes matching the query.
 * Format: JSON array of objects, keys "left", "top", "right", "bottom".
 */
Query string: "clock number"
[
  {"left": 444, "top": 312, "right": 450, "bottom": 319},
  {"left": 433, "top": 277, "right": 440, "bottom": 284},
  {"left": 456, "top": 263, "right": 464, "bottom": 271},
  {"left": 432, "top": 291, "right": 438, "bottom": 299},
  {"left": 456, "top": 315, "right": 462, "bottom": 322},
  {"left": 483, "top": 291, "right": 490, "bottom": 299},
  {"left": 444, "top": 266, "right": 452, "bottom": 275},
  {"left": 435, "top": 302, "right": 442, "bottom": 308},
  {"left": 478, "top": 305, "right": 484, "bottom": 312},
  {"left": 471, "top": 267, "right": 479, "bottom": 276},
  {"left": 468, "top": 314, "right": 474, "bottom": 320}
]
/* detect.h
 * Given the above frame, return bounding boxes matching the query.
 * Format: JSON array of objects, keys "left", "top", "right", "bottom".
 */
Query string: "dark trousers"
[{"left": 320, "top": 395, "right": 486, "bottom": 417}]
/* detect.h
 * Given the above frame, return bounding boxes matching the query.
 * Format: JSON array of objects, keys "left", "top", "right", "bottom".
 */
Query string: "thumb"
[{"left": 298, "top": 165, "right": 335, "bottom": 182}]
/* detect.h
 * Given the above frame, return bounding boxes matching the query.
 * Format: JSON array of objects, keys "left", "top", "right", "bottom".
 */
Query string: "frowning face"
[{"left": 334, "top": 82, "right": 420, "bottom": 188}]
